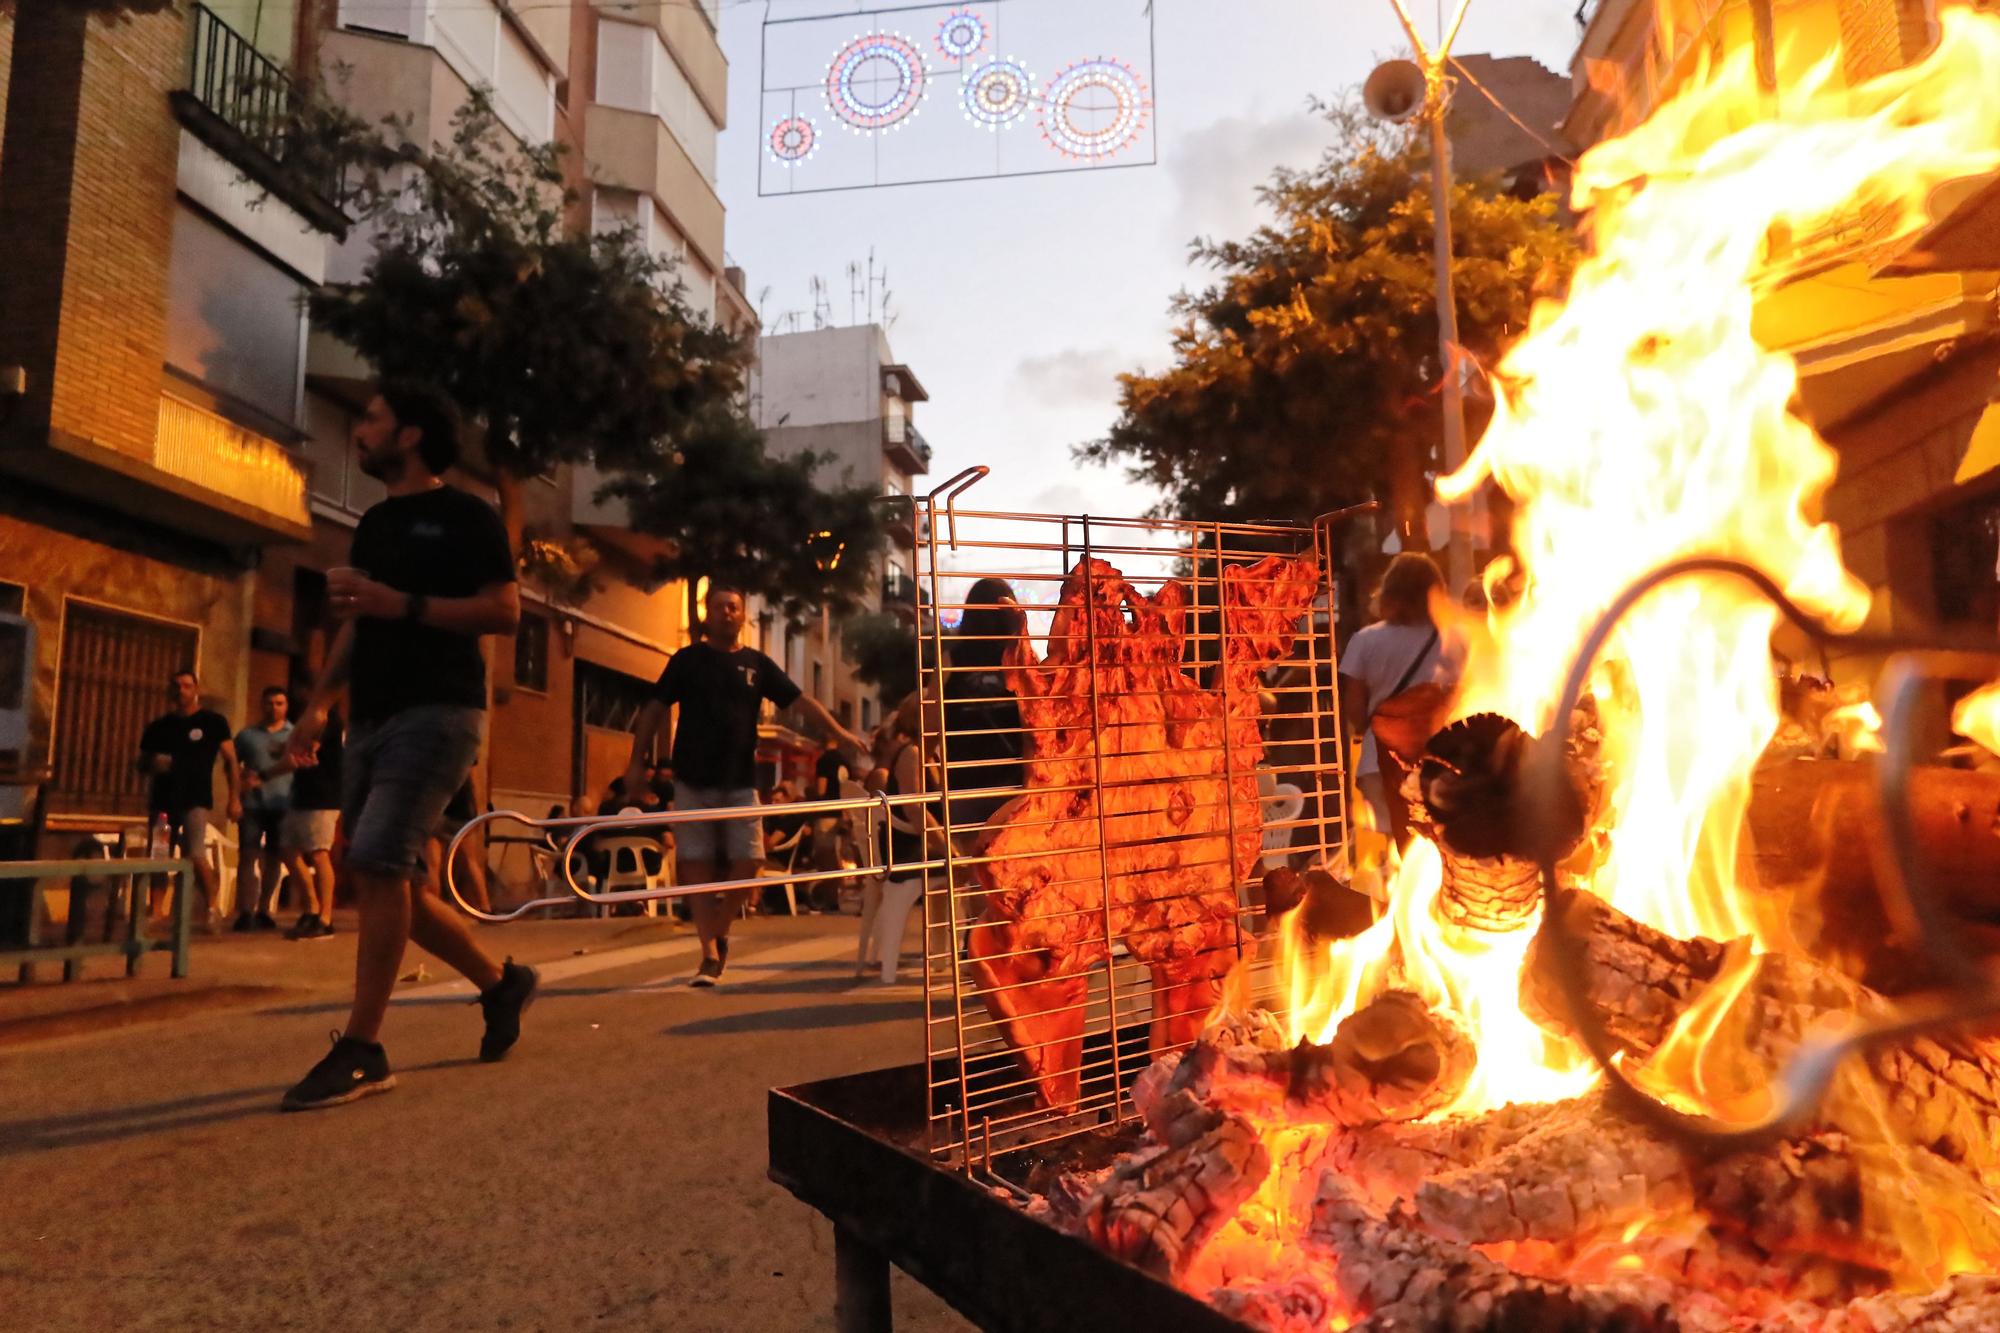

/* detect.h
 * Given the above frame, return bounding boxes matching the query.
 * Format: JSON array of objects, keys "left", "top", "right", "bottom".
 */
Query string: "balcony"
[
  {"left": 170, "top": 4, "right": 347, "bottom": 234},
  {"left": 884, "top": 568, "right": 918, "bottom": 619},
  {"left": 585, "top": 103, "right": 727, "bottom": 274},
  {"left": 153, "top": 395, "right": 314, "bottom": 537},
  {"left": 884, "top": 420, "right": 933, "bottom": 477}
]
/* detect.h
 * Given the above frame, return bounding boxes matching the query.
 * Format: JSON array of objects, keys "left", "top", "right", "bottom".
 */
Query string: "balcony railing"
[
  {"left": 155, "top": 395, "right": 312, "bottom": 529},
  {"left": 180, "top": 4, "right": 344, "bottom": 220},
  {"left": 884, "top": 419, "right": 934, "bottom": 475}
]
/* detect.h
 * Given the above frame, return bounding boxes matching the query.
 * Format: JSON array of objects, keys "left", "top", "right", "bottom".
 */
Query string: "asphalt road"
[{"left": 0, "top": 914, "right": 973, "bottom": 1332}]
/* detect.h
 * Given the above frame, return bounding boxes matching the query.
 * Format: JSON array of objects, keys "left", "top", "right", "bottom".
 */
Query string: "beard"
[{"left": 356, "top": 447, "right": 404, "bottom": 483}]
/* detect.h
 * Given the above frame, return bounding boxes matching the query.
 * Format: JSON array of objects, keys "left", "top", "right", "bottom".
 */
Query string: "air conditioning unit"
[{"left": 0, "top": 611, "right": 35, "bottom": 823}]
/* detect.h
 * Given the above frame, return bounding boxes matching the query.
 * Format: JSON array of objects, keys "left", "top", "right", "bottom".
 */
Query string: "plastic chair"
[
  {"left": 204, "top": 821, "right": 238, "bottom": 919},
  {"left": 758, "top": 827, "right": 805, "bottom": 916},
  {"left": 594, "top": 836, "right": 665, "bottom": 918},
  {"left": 1260, "top": 782, "right": 1305, "bottom": 873}
]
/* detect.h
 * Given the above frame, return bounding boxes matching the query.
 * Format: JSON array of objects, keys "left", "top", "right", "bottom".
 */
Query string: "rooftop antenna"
[
  {"left": 847, "top": 260, "right": 864, "bottom": 326},
  {"left": 810, "top": 275, "right": 831, "bottom": 329}
]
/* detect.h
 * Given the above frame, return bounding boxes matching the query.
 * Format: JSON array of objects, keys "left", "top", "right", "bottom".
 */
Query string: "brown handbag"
[{"left": 1367, "top": 628, "right": 1447, "bottom": 762}]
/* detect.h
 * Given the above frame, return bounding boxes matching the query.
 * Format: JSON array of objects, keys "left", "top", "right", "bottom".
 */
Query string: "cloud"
[
  {"left": 1167, "top": 109, "right": 1343, "bottom": 243},
  {"left": 1012, "top": 347, "right": 1135, "bottom": 411}
]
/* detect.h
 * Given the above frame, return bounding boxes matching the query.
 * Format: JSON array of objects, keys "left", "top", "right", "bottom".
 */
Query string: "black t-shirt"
[
  {"left": 348, "top": 486, "right": 514, "bottom": 724},
  {"left": 289, "top": 712, "right": 344, "bottom": 811},
  {"left": 651, "top": 643, "right": 801, "bottom": 790},
  {"left": 814, "top": 749, "right": 849, "bottom": 801},
  {"left": 139, "top": 709, "right": 231, "bottom": 814}
]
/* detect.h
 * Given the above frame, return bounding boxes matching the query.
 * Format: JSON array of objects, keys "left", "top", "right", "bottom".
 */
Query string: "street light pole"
[{"left": 1385, "top": 0, "right": 1478, "bottom": 593}]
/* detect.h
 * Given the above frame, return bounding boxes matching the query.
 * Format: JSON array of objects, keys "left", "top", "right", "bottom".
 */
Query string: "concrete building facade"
[
  {"left": 751, "top": 324, "right": 933, "bottom": 739},
  {"left": 0, "top": 0, "right": 761, "bottom": 862}
]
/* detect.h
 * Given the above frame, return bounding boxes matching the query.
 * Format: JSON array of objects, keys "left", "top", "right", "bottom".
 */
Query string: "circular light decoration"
[
  {"left": 1040, "top": 57, "right": 1151, "bottom": 161},
  {"left": 961, "top": 58, "right": 1032, "bottom": 129},
  {"left": 825, "top": 32, "right": 929, "bottom": 133},
  {"left": 934, "top": 8, "right": 987, "bottom": 62},
  {"left": 768, "top": 115, "right": 818, "bottom": 163}
]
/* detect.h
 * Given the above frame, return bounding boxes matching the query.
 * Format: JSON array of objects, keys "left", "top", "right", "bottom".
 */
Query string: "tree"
[
  {"left": 1080, "top": 103, "right": 1578, "bottom": 547},
  {"left": 294, "top": 86, "right": 885, "bottom": 626},
  {"left": 841, "top": 612, "right": 922, "bottom": 705}
]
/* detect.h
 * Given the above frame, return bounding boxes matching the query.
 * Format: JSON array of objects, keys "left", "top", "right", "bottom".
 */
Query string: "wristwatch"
[{"left": 404, "top": 592, "right": 429, "bottom": 624}]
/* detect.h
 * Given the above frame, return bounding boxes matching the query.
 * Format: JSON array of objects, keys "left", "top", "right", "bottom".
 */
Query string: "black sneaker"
[
  {"left": 477, "top": 959, "right": 538, "bottom": 1062},
  {"left": 308, "top": 917, "right": 337, "bottom": 941},
  {"left": 689, "top": 955, "right": 722, "bottom": 988},
  {"left": 286, "top": 913, "right": 319, "bottom": 940},
  {"left": 281, "top": 1032, "right": 395, "bottom": 1111},
  {"left": 254, "top": 912, "right": 279, "bottom": 932},
  {"left": 231, "top": 913, "right": 255, "bottom": 934}
]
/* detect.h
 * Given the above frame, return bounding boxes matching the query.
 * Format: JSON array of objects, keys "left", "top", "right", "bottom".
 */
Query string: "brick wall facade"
[{"left": 0, "top": 3, "right": 182, "bottom": 462}]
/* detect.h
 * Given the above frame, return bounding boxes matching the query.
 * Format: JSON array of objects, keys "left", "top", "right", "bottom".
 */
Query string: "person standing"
[
  {"left": 622, "top": 588, "right": 867, "bottom": 985},
  {"left": 281, "top": 703, "right": 342, "bottom": 940},
  {"left": 232, "top": 685, "right": 294, "bottom": 932},
  {"left": 136, "top": 669, "right": 240, "bottom": 930},
  {"left": 1337, "top": 552, "right": 1454, "bottom": 849},
  {"left": 280, "top": 380, "right": 537, "bottom": 1111}
]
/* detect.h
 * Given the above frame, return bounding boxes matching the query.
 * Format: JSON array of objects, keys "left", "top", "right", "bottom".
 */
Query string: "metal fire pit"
[{"left": 768, "top": 1059, "right": 1253, "bottom": 1333}]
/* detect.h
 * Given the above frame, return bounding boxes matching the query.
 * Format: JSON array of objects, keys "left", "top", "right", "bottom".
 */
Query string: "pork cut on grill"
[{"left": 964, "top": 554, "right": 1321, "bottom": 1108}]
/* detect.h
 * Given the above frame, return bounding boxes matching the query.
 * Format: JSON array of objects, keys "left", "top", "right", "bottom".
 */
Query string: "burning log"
[
  {"left": 1303, "top": 1175, "right": 1683, "bottom": 1333},
  {"left": 1519, "top": 887, "right": 1730, "bottom": 1053},
  {"left": 1070, "top": 1098, "right": 1271, "bottom": 1278}
]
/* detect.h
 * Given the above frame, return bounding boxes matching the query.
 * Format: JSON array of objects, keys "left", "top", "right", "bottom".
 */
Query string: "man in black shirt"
[
  {"left": 136, "top": 669, "right": 241, "bottom": 929},
  {"left": 280, "top": 380, "right": 537, "bottom": 1111},
  {"left": 622, "top": 587, "right": 866, "bottom": 984}
]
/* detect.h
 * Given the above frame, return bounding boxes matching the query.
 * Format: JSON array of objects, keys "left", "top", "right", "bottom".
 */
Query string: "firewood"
[
  {"left": 1304, "top": 1174, "right": 1687, "bottom": 1333},
  {"left": 1070, "top": 1100, "right": 1271, "bottom": 1278},
  {"left": 1817, "top": 1275, "right": 2000, "bottom": 1333},
  {"left": 1518, "top": 887, "right": 1730, "bottom": 1053}
]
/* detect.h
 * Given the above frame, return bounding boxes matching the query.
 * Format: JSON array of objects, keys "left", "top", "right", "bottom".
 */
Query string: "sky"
[{"left": 713, "top": 0, "right": 1583, "bottom": 527}]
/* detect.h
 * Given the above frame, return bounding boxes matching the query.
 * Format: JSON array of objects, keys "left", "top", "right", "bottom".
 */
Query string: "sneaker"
[
  {"left": 231, "top": 913, "right": 255, "bottom": 934},
  {"left": 688, "top": 956, "right": 723, "bottom": 988},
  {"left": 307, "top": 917, "right": 337, "bottom": 941},
  {"left": 280, "top": 1032, "right": 395, "bottom": 1111},
  {"left": 477, "top": 959, "right": 538, "bottom": 1063},
  {"left": 254, "top": 912, "right": 279, "bottom": 932},
  {"left": 286, "top": 913, "right": 319, "bottom": 940}
]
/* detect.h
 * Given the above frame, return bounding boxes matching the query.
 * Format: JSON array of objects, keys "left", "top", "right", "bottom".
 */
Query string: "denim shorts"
[
  {"left": 341, "top": 706, "right": 484, "bottom": 877},
  {"left": 671, "top": 783, "right": 762, "bottom": 866}
]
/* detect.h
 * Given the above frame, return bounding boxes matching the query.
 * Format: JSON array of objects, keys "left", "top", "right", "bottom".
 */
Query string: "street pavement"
[{"left": 0, "top": 910, "right": 973, "bottom": 1331}]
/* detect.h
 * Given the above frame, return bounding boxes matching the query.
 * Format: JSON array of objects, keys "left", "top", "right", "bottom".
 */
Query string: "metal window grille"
[
  {"left": 50, "top": 606, "right": 200, "bottom": 817},
  {"left": 914, "top": 473, "right": 1352, "bottom": 1166}
]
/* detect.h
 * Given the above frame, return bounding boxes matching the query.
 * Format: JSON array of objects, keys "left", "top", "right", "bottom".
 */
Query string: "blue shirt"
[{"left": 235, "top": 722, "right": 295, "bottom": 813}]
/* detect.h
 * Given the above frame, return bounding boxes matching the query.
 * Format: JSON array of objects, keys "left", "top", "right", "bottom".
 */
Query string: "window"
[
  {"left": 51, "top": 605, "right": 200, "bottom": 816},
  {"left": 595, "top": 19, "right": 720, "bottom": 184},
  {"left": 429, "top": 0, "right": 555, "bottom": 141},
  {"left": 577, "top": 661, "right": 653, "bottom": 733},
  {"left": 166, "top": 204, "right": 307, "bottom": 431},
  {"left": 514, "top": 611, "right": 551, "bottom": 693},
  {"left": 838, "top": 699, "right": 854, "bottom": 729},
  {"left": 0, "top": 581, "right": 22, "bottom": 615},
  {"left": 338, "top": 0, "right": 417, "bottom": 38}
]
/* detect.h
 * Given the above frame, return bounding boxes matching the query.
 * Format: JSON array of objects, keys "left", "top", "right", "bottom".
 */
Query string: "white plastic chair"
[
  {"left": 1260, "top": 782, "right": 1305, "bottom": 873},
  {"left": 204, "top": 821, "right": 239, "bottom": 918},
  {"left": 594, "top": 836, "right": 665, "bottom": 917},
  {"left": 759, "top": 826, "right": 805, "bottom": 916}
]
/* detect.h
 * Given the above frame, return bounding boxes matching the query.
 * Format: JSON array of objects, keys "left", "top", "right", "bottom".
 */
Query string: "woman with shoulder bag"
[{"left": 1338, "top": 553, "right": 1455, "bottom": 849}]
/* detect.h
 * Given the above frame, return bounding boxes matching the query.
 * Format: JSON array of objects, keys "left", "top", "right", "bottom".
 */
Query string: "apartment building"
[
  {"left": 1562, "top": 0, "right": 2000, "bottom": 664},
  {"left": 0, "top": 0, "right": 759, "bottom": 850},
  {"left": 751, "top": 323, "right": 934, "bottom": 739}
]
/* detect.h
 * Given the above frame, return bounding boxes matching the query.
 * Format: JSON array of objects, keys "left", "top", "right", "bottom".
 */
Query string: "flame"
[
  {"left": 1268, "top": 8, "right": 2000, "bottom": 1124},
  {"left": 1955, "top": 682, "right": 2000, "bottom": 755}
]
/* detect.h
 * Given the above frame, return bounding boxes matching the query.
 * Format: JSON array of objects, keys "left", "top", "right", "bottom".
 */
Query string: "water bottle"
[{"left": 148, "top": 812, "right": 170, "bottom": 859}]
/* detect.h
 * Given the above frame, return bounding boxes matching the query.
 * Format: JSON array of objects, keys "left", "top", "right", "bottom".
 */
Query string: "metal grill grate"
[{"left": 912, "top": 470, "right": 1354, "bottom": 1165}]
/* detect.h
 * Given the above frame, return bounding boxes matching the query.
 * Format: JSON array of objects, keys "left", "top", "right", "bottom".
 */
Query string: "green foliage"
[
  {"left": 607, "top": 406, "right": 889, "bottom": 624},
  {"left": 841, "top": 611, "right": 919, "bottom": 703},
  {"left": 1080, "top": 102, "right": 1578, "bottom": 542},
  {"left": 292, "top": 84, "right": 887, "bottom": 614}
]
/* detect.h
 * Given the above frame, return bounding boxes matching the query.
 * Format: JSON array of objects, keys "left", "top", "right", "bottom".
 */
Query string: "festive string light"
[
  {"left": 825, "top": 31, "right": 929, "bottom": 133},
  {"left": 1039, "top": 57, "right": 1151, "bottom": 160},
  {"left": 934, "top": 8, "right": 987, "bottom": 62},
  {"left": 768, "top": 115, "right": 819, "bottom": 163},
  {"left": 961, "top": 57, "right": 1032, "bottom": 129}
]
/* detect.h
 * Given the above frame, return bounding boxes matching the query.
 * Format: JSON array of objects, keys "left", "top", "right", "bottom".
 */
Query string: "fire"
[
  {"left": 1956, "top": 682, "right": 2000, "bottom": 755},
  {"left": 1269, "top": 6, "right": 2000, "bottom": 1116}
]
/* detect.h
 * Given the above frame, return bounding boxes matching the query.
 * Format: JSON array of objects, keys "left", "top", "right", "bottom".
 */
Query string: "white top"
[{"left": 1338, "top": 620, "right": 1450, "bottom": 777}]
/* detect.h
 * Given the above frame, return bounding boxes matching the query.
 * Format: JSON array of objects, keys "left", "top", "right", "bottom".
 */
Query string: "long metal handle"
[{"left": 443, "top": 790, "right": 937, "bottom": 922}]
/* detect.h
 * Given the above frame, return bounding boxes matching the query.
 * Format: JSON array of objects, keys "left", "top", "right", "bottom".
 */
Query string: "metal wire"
[
  {"left": 1528, "top": 555, "right": 2000, "bottom": 1153},
  {"left": 913, "top": 474, "right": 1352, "bottom": 1165}
]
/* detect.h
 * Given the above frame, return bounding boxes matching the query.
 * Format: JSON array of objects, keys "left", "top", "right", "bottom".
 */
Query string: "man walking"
[
  {"left": 622, "top": 588, "right": 866, "bottom": 985},
  {"left": 137, "top": 670, "right": 240, "bottom": 929},
  {"left": 281, "top": 380, "right": 536, "bottom": 1111},
  {"left": 232, "top": 685, "right": 293, "bottom": 932}
]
